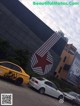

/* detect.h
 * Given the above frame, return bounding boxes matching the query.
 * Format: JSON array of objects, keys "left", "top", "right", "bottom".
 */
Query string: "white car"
[
  {"left": 29, "top": 77, "right": 64, "bottom": 100},
  {"left": 63, "top": 91, "right": 76, "bottom": 101},
  {"left": 69, "top": 92, "right": 80, "bottom": 105},
  {"left": 63, "top": 91, "right": 80, "bottom": 105}
]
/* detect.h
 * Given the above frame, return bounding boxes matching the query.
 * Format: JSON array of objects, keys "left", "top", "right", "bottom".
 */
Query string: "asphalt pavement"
[{"left": 0, "top": 79, "right": 73, "bottom": 106}]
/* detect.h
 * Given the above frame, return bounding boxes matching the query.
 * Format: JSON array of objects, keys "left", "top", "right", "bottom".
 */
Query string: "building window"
[
  {"left": 63, "top": 64, "right": 71, "bottom": 71},
  {"left": 58, "top": 67, "right": 62, "bottom": 73},
  {"left": 63, "top": 56, "right": 67, "bottom": 62},
  {"left": 54, "top": 72, "right": 57, "bottom": 76},
  {"left": 56, "top": 75, "right": 59, "bottom": 78}
]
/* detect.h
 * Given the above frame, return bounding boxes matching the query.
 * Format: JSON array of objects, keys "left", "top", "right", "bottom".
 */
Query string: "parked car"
[
  {"left": 0, "top": 61, "right": 30, "bottom": 85},
  {"left": 29, "top": 77, "right": 64, "bottom": 100},
  {"left": 63, "top": 91, "right": 76, "bottom": 101},
  {"left": 74, "top": 95, "right": 80, "bottom": 105},
  {"left": 63, "top": 91, "right": 80, "bottom": 105}
]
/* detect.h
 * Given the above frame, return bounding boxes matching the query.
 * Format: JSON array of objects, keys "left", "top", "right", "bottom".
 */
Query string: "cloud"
[{"left": 19, "top": 0, "right": 80, "bottom": 52}]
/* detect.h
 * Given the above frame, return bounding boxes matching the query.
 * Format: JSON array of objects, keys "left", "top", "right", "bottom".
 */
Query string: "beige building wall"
[{"left": 55, "top": 44, "right": 76, "bottom": 80}]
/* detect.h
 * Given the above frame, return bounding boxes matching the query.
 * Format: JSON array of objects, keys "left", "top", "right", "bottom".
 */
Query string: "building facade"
[
  {"left": 55, "top": 44, "right": 77, "bottom": 80},
  {"left": 67, "top": 52, "right": 80, "bottom": 87}
]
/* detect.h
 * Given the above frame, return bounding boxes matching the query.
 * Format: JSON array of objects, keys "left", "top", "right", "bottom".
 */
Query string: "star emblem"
[{"left": 33, "top": 53, "right": 52, "bottom": 73}]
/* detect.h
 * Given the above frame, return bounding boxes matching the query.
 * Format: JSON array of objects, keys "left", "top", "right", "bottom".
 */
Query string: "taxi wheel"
[{"left": 15, "top": 78, "right": 23, "bottom": 85}]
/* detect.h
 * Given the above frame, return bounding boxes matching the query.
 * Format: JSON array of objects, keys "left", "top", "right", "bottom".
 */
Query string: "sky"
[{"left": 19, "top": 0, "right": 80, "bottom": 53}]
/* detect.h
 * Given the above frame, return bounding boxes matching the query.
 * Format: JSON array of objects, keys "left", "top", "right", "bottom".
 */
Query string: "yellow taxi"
[{"left": 0, "top": 61, "right": 30, "bottom": 85}]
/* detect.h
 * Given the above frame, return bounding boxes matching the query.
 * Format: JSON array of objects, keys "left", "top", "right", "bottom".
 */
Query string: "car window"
[
  {"left": 52, "top": 83, "right": 58, "bottom": 89},
  {"left": 45, "top": 81, "right": 57, "bottom": 89},
  {"left": 0, "top": 63, "right": 11, "bottom": 68},
  {"left": 45, "top": 81, "right": 53, "bottom": 87},
  {"left": 37, "top": 77, "right": 44, "bottom": 80},
  {"left": 0, "top": 62, "right": 21, "bottom": 72},
  {"left": 10, "top": 64, "right": 21, "bottom": 72}
]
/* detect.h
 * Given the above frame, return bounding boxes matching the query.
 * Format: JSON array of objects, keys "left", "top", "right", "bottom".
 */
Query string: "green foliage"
[
  {"left": 0, "top": 39, "right": 11, "bottom": 58},
  {"left": 0, "top": 38, "right": 29, "bottom": 70},
  {"left": 7, "top": 49, "right": 30, "bottom": 70},
  {"left": 63, "top": 88, "right": 72, "bottom": 92},
  {"left": 7, "top": 56, "right": 20, "bottom": 66},
  {"left": 26, "top": 69, "right": 40, "bottom": 78},
  {"left": 14, "top": 49, "right": 29, "bottom": 69}
]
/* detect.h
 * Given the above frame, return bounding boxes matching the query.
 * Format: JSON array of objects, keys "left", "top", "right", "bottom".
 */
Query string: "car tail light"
[{"left": 32, "top": 79, "right": 38, "bottom": 84}]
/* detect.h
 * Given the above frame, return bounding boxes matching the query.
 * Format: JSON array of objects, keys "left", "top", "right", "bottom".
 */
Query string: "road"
[{"left": 0, "top": 79, "right": 73, "bottom": 106}]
